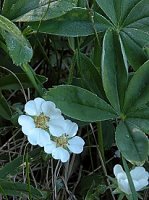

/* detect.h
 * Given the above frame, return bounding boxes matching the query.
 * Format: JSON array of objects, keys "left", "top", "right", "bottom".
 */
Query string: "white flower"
[
  {"left": 18, "top": 97, "right": 63, "bottom": 147},
  {"left": 44, "top": 119, "right": 85, "bottom": 162},
  {"left": 113, "top": 164, "right": 149, "bottom": 194}
]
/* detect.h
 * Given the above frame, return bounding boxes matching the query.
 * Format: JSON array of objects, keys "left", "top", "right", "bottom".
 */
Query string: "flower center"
[
  {"left": 34, "top": 114, "right": 49, "bottom": 130},
  {"left": 54, "top": 135, "right": 68, "bottom": 148}
]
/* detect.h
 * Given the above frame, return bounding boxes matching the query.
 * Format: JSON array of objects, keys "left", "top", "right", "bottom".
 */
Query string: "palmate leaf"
[
  {"left": 29, "top": 0, "right": 149, "bottom": 69},
  {"left": 96, "top": 0, "right": 149, "bottom": 70},
  {"left": 44, "top": 85, "right": 117, "bottom": 122},
  {"left": 115, "top": 121, "right": 148, "bottom": 165},
  {"left": 101, "top": 29, "right": 128, "bottom": 113},
  {"left": 116, "top": 60, "right": 149, "bottom": 163},
  {"left": 2, "top": 0, "right": 78, "bottom": 22},
  {"left": 0, "top": 15, "right": 33, "bottom": 65}
]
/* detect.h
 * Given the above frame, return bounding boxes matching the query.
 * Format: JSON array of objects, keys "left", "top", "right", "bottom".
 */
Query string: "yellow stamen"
[
  {"left": 54, "top": 135, "right": 68, "bottom": 148},
  {"left": 34, "top": 114, "right": 49, "bottom": 130}
]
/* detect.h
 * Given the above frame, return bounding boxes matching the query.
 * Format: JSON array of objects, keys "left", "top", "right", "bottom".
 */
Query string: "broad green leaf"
[
  {"left": 2, "top": 0, "right": 78, "bottom": 22},
  {"left": 95, "top": 0, "right": 142, "bottom": 25},
  {"left": 120, "top": 31, "right": 147, "bottom": 70},
  {"left": 0, "top": 91, "right": 12, "bottom": 120},
  {"left": 0, "top": 15, "right": 33, "bottom": 65},
  {"left": 123, "top": 60, "right": 149, "bottom": 113},
  {"left": 115, "top": 121, "right": 148, "bottom": 164},
  {"left": 76, "top": 53, "right": 105, "bottom": 97},
  {"left": 2, "top": 0, "right": 48, "bottom": 20},
  {"left": 101, "top": 30, "right": 128, "bottom": 113},
  {"left": 0, "top": 73, "right": 47, "bottom": 90},
  {"left": 30, "top": 8, "right": 112, "bottom": 37},
  {"left": 95, "top": 0, "right": 119, "bottom": 24},
  {"left": 127, "top": 108, "right": 149, "bottom": 133},
  {"left": 123, "top": 28, "right": 149, "bottom": 47},
  {"left": 120, "top": 0, "right": 141, "bottom": 24},
  {"left": 44, "top": 85, "right": 117, "bottom": 122},
  {"left": 123, "top": 0, "right": 149, "bottom": 27},
  {"left": 0, "top": 179, "right": 43, "bottom": 199},
  {"left": 127, "top": 118, "right": 149, "bottom": 134}
]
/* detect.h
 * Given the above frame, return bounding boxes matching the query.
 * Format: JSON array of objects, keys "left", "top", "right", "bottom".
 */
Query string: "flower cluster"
[
  {"left": 18, "top": 97, "right": 85, "bottom": 162},
  {"left": 113, "top": 164, "right": 149, "bottom": 195}
]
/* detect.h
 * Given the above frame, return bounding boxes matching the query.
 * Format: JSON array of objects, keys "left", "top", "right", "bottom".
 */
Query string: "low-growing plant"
[{"left": 0, "top": 0, "right": 148, "bottom": 199}]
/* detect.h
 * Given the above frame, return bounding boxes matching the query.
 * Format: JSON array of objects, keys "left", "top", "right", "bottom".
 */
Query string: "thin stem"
[
  {"left": 122, "top": 157, "right": 138, "bottom": 200},
  {"left": 97, "top": 122, "right": 105, "bottom": 160}
]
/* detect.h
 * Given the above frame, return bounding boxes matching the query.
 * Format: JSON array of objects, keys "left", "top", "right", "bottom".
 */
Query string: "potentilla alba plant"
[
  {"left": 18, "top": 97, "right": 63, "bottom": 147},
  {"left": 44, "top": 118, "right": 85, "bottom": 162},
  {"left": 113, "top": 164, "right": 149, "bottom": 195}
]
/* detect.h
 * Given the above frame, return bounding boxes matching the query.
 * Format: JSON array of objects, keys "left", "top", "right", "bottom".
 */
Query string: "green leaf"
[
  {"left": 115, "top": 121, "right": 148, "bottom": 164},
  {"left": 96, "top": 0, "right": 119, "bottom": 24},
  {"left": 0, "top": 91, "right": 12, "bottom": 120},
  {"left": 76, "top": 53, "right": 105, "bottom": 97},
  {"left": 123, "top": 28, "right": 149, "bottom": 47},
  {"left": 123, "top": 60, "right": 149, "bottom": 113},
  {"left": 101, "top": 30, "right": 128, "bottom": 113},
  {"left": 126, "top": 107, "right": 149, "bottom": 133},
  {"left": 44, "top": 85, "right": 117, "bottom": 122},
  {"left": 120, "top": 0, "right": 141, "bottom": 24},
  {"left": 123, "top": 0, "right": 149, "bottom": 27},
  {"left": 0, "top": 15, "right": 33, "bottom": 65},
  {"left": 2, "top": 0, "right": 78, "bottom": 22},
  {"left": 30, "top": 8, "right": 112, "bottom": 37},
  {"left": 0, "top": 179, "right": 43, "bottom": 199},
  {"left": 0, "top": 73, "right": 47, "bottom": 90},
  {"left": 120, "top": 31, "right": 147, "bottom": 70},
  {"left": 126, "top": 117, "right": 149, "bottom": 134}
]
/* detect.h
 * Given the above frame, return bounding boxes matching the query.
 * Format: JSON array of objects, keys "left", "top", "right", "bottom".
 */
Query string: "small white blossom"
[
  {"left": 113, "top": 164, "right": 149, "bottom": 194},
  {"left": 18, "top": 97, "right": 63, "bottom": 147},
  {"left": 44, "top": 119, "right": 85, "bottom": 162}
]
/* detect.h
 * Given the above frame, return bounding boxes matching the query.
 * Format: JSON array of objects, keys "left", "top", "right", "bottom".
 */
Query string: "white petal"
[
  {"left": 44, "top": 141, "right": 56, "bottom": 154},
  {"left": 48, "top": 117, "right": 65, "bottom": 137},
  {"left": 25, "top": 100, "right": 38, "bottom": 116},
  {"left": 130, "top": 167, "right": 149, "bottom": 180},
  {"left": 34, "top": 97, "right": 45, "bottom": 115},
  {"left": 22, "top": 126, "right": 32, "bottom": 136},
  {"left": 67, "top": 136, "right": 85, "bottom": 154},
  {"left": 37, "top": 129, "right": 51, "bottom": 147},
  {"left": 113, "top": 164, "right": 125, "bottom": 178},
  {"left": 27, "top": 128, "right": 39, "bottom": 145},
  {"left": 116, "top": 172, "right": 127, "bottom": 181},
  {"left": 64, "top": 120, "right": 78, "bottom": 137},
  {"left": 52, "top": 147, "right": 70, "bottom": 162},
  {"left": 18, "top": 115, "right": 35, "bottom": 128},
  {"left": 42, "top": 101, "right": 61, "bottom": 119},
  {"left": 134, "top": 179, "right": 148, "bottom": 191},
  {"left": 118, "top": 179, "right": 131, "bottom": 194},
  {"left": 18, "top": 115, "right": 35, "bottom": 136}
]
